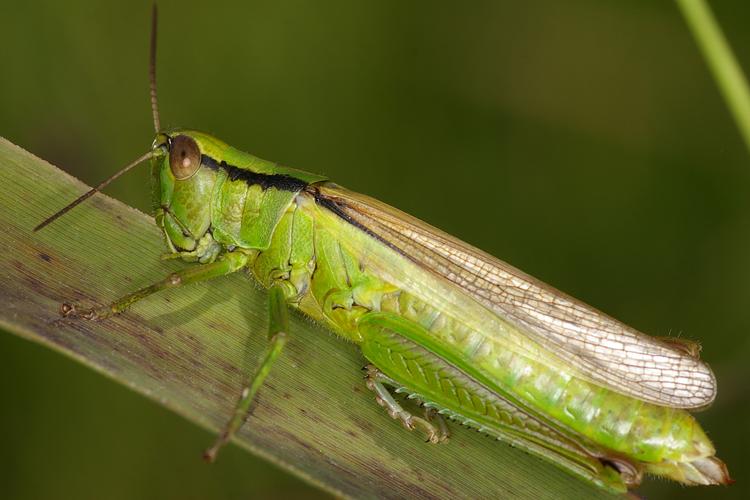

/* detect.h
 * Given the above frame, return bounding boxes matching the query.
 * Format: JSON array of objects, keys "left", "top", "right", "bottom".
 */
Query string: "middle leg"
[{"left": 203, "top": 284, "right": 290, "bottom": 462}]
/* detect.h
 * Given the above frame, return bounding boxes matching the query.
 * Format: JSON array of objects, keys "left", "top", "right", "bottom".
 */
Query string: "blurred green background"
[{"left": 1, "top": 0, "right": 749, "bottom": 498}]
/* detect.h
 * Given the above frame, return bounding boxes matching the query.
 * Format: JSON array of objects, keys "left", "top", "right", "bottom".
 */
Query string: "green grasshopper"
[{"left": 35, "top": 6, "right": 730, "bottom": 493}]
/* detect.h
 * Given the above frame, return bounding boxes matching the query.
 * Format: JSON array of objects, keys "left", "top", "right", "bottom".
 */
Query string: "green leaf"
[{"left": 0, "top": 137, "right": 616, "bottom": 499}]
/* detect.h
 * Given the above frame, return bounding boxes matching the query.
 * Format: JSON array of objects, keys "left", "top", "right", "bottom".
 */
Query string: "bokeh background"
[{"left": 1, "top": 0, "right": 749, "bottom": 498}]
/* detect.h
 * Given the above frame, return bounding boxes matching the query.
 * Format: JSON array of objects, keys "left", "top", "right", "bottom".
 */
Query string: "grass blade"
[
  {"left": 0, "top": 136, "right": 618, "bottom": 499},
  {"left": 676, "top": 0, "right": 750, "bottom": 154}
]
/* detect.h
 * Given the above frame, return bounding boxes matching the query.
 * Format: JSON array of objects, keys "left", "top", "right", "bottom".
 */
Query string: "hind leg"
[{"left": 364, "top": 364, "right": 449, "bottom": 444}]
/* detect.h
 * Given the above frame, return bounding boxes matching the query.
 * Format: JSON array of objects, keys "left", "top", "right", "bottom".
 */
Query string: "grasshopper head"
[{"left": 150, "top": 130, "right": 223, "bottom": 260}]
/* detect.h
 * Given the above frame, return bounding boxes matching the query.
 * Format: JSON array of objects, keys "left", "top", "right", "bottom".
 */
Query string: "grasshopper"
[{"left": 35, "top": 6, "right": 730, "bottom": 493}]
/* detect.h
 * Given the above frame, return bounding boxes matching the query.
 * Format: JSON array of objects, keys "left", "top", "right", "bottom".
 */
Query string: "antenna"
[
  {"left": 33, "top": 151, "right": 155, "bottom": 232},
  {"left": 149, "top": 3, "right": 161, "bottom": 133}
]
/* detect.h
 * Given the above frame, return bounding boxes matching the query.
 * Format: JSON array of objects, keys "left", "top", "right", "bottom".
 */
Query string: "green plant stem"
[{"left": 676, "top": 0, "right": 750, "bottom": 154}]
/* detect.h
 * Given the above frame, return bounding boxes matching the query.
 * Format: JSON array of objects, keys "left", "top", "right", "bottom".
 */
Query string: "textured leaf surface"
[{"left": 0, "top": 137, "right": 616, "bottom": 499}]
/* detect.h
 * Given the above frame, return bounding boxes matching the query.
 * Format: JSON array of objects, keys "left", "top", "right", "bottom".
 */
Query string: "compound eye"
[{"left": 169, "top": 134, "right": 201, "bottom": 179}]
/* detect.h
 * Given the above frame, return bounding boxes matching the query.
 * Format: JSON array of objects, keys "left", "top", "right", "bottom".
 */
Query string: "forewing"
[{"left": 315, "top": 183, "right": 717, "bottom": 409}]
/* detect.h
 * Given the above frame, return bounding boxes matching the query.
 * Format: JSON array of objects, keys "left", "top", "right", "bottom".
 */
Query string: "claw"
[
  {"left": 60, "top": 302, "right": 77, "bottom": 317},
  {"left": 424, "top": 407, "right": 450, "bottom": 443},
  {"left": 409, "top": 416, "right": 441, "bottom": 444},
  {"left": 60, "top": 302, "right": 110, "bottom": 320}
]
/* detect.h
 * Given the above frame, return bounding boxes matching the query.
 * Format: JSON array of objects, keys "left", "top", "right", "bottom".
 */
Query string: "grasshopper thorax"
[{"left": 150, "top": 130, "right": 326, "bottom": 264}]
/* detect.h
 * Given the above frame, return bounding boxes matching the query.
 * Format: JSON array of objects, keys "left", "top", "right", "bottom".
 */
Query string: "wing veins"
[{"left": 316, "top": 184, "right": 717, "bottom": 409}]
